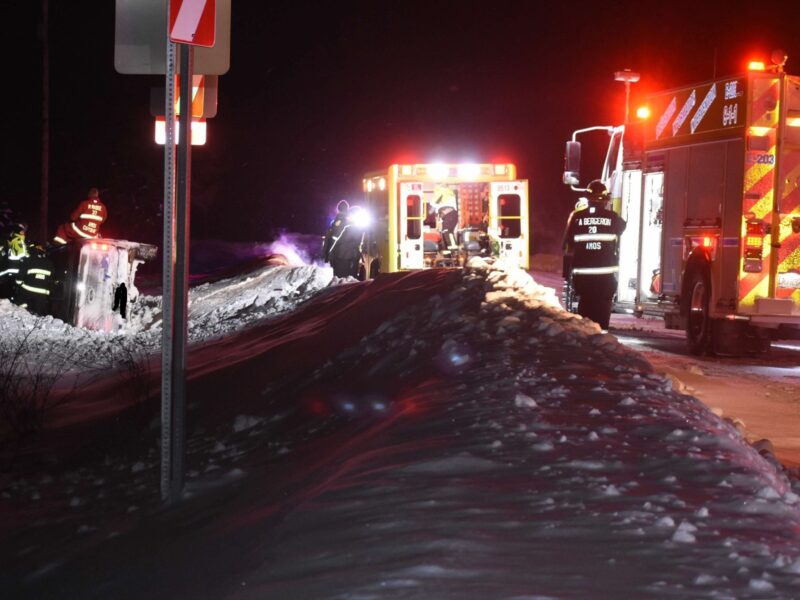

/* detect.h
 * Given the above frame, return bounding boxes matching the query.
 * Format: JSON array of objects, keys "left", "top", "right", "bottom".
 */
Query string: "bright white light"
[
  {"left": 429, "top": 163, "right": 449, "bottom": 179},
  {"left": 350, "top": 207, "right": 372, "bottom": 228},
  {"left": 457, "top": 164, "right": 480, "bottom": 179},
  {"left": 76, "top": 282, "right": 86, "bottom": 292},
  {"left": 378, "top": 177, "right": 386, "bottom": 191}
]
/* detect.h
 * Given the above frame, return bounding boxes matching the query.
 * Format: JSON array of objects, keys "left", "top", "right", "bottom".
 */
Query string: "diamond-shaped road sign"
[
  {"left": 169, "top": 0, "right": 215, "bottom": 47},
  {"left": 114, "top": 0, "right": 230, "bottom": 75}
]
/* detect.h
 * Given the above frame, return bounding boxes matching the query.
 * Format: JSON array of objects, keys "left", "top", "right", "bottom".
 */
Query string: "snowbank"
[{"left": 4, "top": 258, "right": 800, "bottom": 599}]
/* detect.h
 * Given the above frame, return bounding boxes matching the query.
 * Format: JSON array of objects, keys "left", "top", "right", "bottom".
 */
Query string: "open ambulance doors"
[
  {"left": 399, "top": 182, "right": 425, "bottom": 270},
  {"left": 489, "top": 180, "right": 528, "bottom": 269}
]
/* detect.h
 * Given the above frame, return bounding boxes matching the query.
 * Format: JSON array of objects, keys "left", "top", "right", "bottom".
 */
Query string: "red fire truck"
[{"left": 564, "top": 56, "right": 800, "bottom": 355}]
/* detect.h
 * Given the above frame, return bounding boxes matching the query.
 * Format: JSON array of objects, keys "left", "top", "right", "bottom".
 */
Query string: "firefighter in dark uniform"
[
  {"left": 324, "top": 199, "right": 364, "bottom": 278},
  {"left": 14, "top": 244, "right": 54, "bottom": 316},
  {"left": 323, "top": 200, "right": 350, "bottom": 275},
  {"left": 563, "top": 180, "right": 626, "bottom": 330}
]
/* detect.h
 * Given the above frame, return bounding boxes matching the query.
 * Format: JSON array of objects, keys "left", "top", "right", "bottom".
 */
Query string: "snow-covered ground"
[{"left": 3, "top": 256, "right": 800, "bottom": 598}]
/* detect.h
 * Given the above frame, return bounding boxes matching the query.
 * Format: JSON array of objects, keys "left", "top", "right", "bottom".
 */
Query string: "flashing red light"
[
  {"left": 703, "top": 236, "right": 712, "bottom": 248},
  {"left": 636, "top": 105, "right": 651, "bottom": 119},
  {"left": 748, "top": 60, "right": 766, "bottom": 71}
]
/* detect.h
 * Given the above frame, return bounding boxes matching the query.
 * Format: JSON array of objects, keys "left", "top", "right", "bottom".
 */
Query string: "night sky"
[{"left": 4, "top": 0, "right": 800, "bottom": 252}]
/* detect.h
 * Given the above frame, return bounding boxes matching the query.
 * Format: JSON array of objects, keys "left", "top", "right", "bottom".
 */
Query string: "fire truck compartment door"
[
  {"left": 490, "top": 181, "right": 528, "bottom": 269},
  {"left": 399, "top": 182, "right": 425, "bottom": 270}
]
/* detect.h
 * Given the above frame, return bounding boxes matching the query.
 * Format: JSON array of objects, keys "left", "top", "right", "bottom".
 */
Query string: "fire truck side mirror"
[{"left": 563, "top": 141, "right": 581, "bottom": 186}]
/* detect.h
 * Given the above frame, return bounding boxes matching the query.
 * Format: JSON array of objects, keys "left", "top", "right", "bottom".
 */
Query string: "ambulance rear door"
[
  {"left": 490, "top": 180, "right": 529, "bottom": 269},
  {"left": 399, "top": 182, "right": 425, "bottom": 270}
]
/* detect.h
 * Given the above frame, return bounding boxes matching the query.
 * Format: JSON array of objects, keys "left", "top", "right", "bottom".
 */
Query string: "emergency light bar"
[{"left": 391, "top": 163, "right": 515, "bottom": 179}]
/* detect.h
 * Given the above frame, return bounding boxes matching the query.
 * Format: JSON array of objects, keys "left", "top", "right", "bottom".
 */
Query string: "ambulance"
[
  {"left": 563, "top": 55, "right": 800, "bottom": 354},
  {"left": 49, "top": 239, "right": 157, "bottom": 331},
  {"left": 361, "top": 162, "right": 529, "bottom": 277}
]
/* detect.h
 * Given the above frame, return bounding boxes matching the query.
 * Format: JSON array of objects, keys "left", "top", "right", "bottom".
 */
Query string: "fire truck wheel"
[{"left": 686, "top": 266, "right": 712, "bottom": 355}]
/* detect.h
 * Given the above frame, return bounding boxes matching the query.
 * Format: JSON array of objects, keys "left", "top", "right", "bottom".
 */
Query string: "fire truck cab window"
[
  {"left": 498, "top": 194, "right": 522, "bottom": 238},
  {"left": 406, "top": 194, "right": 422, "bottom": 239}
]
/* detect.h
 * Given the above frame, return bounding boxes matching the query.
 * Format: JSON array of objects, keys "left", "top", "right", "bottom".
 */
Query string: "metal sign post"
[
  {"left": 160, "top": 27, "right": 177, "bottom": 502},
  {"left": 172, "top": 42, "right": 193, "bottom": 501},
  {"left": 160, "top": 13, "right": 195, "bottom": 504}
]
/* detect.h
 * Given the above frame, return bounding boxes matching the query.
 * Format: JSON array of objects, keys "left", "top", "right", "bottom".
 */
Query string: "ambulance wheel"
[{"left": 686, "top": 267, "right": 712, "bottom": 355}]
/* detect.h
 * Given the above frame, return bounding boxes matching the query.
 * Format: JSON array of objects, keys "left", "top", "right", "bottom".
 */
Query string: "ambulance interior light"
[
  {"left": 457, "top": 164, "right": 481, "bottom": 179},
  {"left": 429, "top": 164, "right": 449, "bottom": 179}
]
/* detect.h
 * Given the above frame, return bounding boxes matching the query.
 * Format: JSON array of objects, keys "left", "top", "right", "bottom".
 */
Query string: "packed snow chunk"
[
  {"left": 399, "top": 453, "right": 500, "bottom": 475},
  {"left": 233, "top": 415, "right": 264, "bottom": 433},
  {"left": 785, "top": 559, "right": 800, "bottom": 574},
  {"left": 565, "top": 460, "right": 614, "bottom": 471},
  {"left": 514, "top": 393, "right": 537, "bottom": 408},
  {"left": 602, "top": 484, "right": 621, "bottom": 496},
  {"left": 693, "top": 574, "right": 718, "bottom": 585},
  {"left": 748, "top": 578, "right": 775, "bottom": 592},
  {"left": 671, "top": 520, "right": 698, "bottom": 543},
  {"left": 532, "top": 442, "right": 554, "bottom": 452},
  {"left": 619, "top": 397, "right": 636, "bottom": 407},
  {"left": 757, "top": 486, "right": 780, "bottom": 500},
  {"left": 655, "top": 516, "right": 675, "bottom": 528},
  {"left": 130, "top": 462, "right": 146, "bottom": 473}
]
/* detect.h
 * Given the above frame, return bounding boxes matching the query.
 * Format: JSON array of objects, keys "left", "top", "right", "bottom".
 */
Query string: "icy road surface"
[{"left": 2, "top": 259, "right": 800, "bottom": 599}]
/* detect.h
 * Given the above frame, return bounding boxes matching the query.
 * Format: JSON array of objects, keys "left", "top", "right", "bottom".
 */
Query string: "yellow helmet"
[{"left": 8, "top": 227, "right": 28, "bottom": 258}]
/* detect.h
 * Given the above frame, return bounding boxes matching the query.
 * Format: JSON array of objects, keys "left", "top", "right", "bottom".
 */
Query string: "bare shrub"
[{"left": 0, "top": 320, "right": 79, "bottom": 440}]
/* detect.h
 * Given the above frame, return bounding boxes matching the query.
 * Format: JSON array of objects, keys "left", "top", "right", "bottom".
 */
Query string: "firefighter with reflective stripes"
[
  {"left": 53, "top": 187, "right": 108, "bottom": 245},
  {"left": 563, "top": 180, "right": 626, "bottom": 329},
  {"left": 13, "top": 244, "right": 54, "bottom": 316},
  {"left": 0, "top": 223, "right": 29, "bottom": 300}
]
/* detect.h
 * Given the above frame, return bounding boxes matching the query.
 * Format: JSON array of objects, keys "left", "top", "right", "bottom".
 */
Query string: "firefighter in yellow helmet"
[{"left": 0, "top": 223, "right": 29, "bottom": 300}]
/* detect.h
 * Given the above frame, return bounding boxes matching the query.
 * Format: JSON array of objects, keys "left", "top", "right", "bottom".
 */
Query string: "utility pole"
[
  {"left": 614, "top": 69, "right": 640, "bottom": 124},
  {"left": 40, "top": 0, "right": 49, "bottom": 242}
]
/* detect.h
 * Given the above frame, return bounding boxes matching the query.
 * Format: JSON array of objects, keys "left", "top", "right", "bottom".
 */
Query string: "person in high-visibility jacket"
[
  {"left": 0, "top": 223, "right": 29, "bottom": 300},
  {"left": 53, "top": 187, "right": 107, "bottom": 245},
  {"left": 13, "top": 244, "right": 54, "bottom": 316},
  {"left": 562, "top": 180, "right": 626, "bottom": 330}
]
